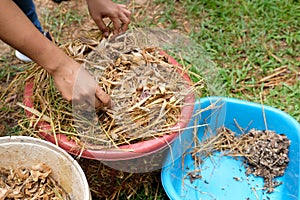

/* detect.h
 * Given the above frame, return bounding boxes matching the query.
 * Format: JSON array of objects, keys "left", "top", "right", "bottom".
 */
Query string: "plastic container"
[
  {"left": 23, "top": 53, "right": 195, "bottom": 173},
  {"left": 161, "top": 97, "right": 300, "bottom": 200},
  {"left": 0, "top": 136, "right": 91, "bottom": 200}
]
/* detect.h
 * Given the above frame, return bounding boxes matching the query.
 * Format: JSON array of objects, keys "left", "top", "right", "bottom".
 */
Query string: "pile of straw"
[
  {"left": 19, "top": 30, "right": 204, "bottom": 149},
  {"left": 81, "top": 46, "right": 194, "bottom": 147}
]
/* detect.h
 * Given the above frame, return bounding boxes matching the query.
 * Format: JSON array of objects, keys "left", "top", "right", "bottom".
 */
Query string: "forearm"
[
  {"left": 0, "top": 0, "right": 111, "bottom": 107},
  {"left": 0, "top": 0, "right": 72, "bottom": 74}
]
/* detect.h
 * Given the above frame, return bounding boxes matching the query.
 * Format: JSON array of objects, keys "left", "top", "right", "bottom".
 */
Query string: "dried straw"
[
  {"left": 79, "top": 158, "right": 164, "bottom": 199},
  {"left": 17, "top": 30, "right": 205, "bottom": 149}
]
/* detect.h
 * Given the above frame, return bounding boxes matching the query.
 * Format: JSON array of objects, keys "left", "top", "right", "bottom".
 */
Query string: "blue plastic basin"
[{"left": 161, "top": 97, "right": 300, "bottom": 200}]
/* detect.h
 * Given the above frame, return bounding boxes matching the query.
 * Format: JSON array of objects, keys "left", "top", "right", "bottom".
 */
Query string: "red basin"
[{"left": 23, "top": 52, "right": 195, "bottom": 162}]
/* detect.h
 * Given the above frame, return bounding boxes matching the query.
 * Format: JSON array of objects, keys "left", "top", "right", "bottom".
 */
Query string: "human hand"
[
  {"left": 0, "top": 0, "right": 111, "bottom": 109},
  {"left": 86, "top": 0, "right": 131, "bottom": 37},
  {"left": 51, "top": 62, "right": 111, "bottom": 109}
]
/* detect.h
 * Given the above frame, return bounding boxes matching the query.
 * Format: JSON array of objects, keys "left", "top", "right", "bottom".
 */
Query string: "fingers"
[
  {"left": 110, "top": 17, "right": 122, "bottom": 35},
  {"left": 103, "top": 4, "right": 131, "bottom": 36},
  {"left": 95, "top": 87, "right": 112, "bottom": 108},
  {"left": 93, "top": 17, "right": 110, "bottom": 37},
  {"left": 119, "top": 4, "right": 131, "bottom": 18},
  {"left": 69, "top": 66, "right": 111, "bottom": 110},
  {"left": 72, "top": 87, "right": 111, "bottom": 111},
  {"left": 115, "top": 5, "right": 131, "bottom": 34},
  {"left": 111, "top": 16, "right": 130, "bottom": 35},
  {"left": 72, "top": 89, "right": 110, "bottom": 112},
  {"left": 119, "top": 11, "right": 131, "bottom": 32}
]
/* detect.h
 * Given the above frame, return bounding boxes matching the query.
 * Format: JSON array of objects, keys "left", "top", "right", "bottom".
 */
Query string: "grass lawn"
[{"left": 0, "top": 0, "right": 299, "bottom": 199}]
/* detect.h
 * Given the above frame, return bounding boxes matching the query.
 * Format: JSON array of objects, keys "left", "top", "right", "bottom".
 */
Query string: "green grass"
[
  {"left": 140, "top": 0, "right": 300, "bottom": 122},
  {"left": 0, "top": 56, "right": 27, "bottom": 136},
  {"left": 42, "top": 3, "right": 85, "bottom": 41}
]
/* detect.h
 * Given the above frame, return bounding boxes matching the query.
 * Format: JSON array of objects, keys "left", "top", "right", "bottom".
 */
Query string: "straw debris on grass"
[
  {"left": 190, "top": 125, "right": 291, "bottom": 193},
  {"left": 79, "top": 159, "right": 164, "bottom": 199}
]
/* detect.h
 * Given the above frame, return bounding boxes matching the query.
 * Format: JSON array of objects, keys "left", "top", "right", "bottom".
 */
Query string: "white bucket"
[{"left": 0, "top": 136, "right": 91, "bottom": 200}]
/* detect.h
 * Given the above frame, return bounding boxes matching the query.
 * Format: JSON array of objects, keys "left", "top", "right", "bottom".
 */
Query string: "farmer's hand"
[
  {"left": 52, "top": 62, "right": 111, "bottom": 109},
  {"left": 86, "top": 0, "right": 131, "bottom": 37}
]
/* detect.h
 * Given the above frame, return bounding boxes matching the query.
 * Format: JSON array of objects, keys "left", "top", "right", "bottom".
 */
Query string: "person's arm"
[
  {"left": 0, "top": 0, "right": 110, "bottom": 108},
  {"left": 86, "top": 0, "right": 131, "bottom": 37}
]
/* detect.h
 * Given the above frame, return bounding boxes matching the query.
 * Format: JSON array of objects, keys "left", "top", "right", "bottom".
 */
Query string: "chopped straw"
[{"left": 16, "top": 30, "right": 205, "bottom": 150}]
